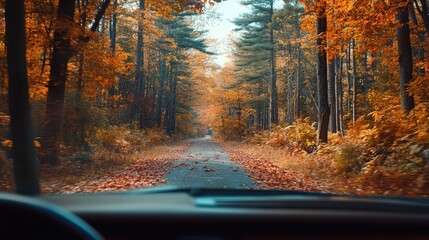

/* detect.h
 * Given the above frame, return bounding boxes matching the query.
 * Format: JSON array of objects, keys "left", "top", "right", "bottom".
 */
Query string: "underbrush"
[
  {"left": 337, "top": 103, "right": 429, "bottom": 196},
  {"left": 0, "top": 125, "right": 179, "bottom": 193},
  {"left": 38, "top": 149, "right": 146, "bottom": 193},
  {"left": 241, "top": 104, "right": 429, "bottom": 196},
  {"left": 247, "top": 118, "right": 317, "bottom": 154},
  {"left": 89, "top": 125, "right": 172, "bottom": 153},
  {"left": 38, "top": 125, "right": 175, "bottom": 193}
]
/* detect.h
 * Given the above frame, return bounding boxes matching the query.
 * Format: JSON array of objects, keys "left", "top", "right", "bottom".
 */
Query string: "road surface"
[{"left": 165, "top": 137, "right": 255, "bottom": 189}]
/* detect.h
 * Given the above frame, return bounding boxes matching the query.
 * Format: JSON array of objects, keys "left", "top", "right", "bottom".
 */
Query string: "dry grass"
[
  {"left": 220, "top": 139, "right": 428, "bottom": 197},
  {"left": 225, "top": 142, "right": 335, "bottom": 179}
]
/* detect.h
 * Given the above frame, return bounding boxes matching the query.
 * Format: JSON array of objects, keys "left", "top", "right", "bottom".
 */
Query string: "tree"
[
  {"left": 316, "top": 0, "right": 329, "bottom": 143},
  {"left": 159, "top": 12, "right": 211, "bottom": 135},
  {"left": 234, "top": 0, "right": 277, "bottom": 130},
  {"left": 44, "top": 0, "right": 76, "bottom": 164},
  {"left": 328, "top": 57, "right": 336, "bottom": 133},
  {"left": 44, "top": 0, "right": 111, "bottom": 164},
  {"left": 133, "top": 0, "right": 146, "bottom": 127},
  {"left": 273, "top": 0, "right": 309, "bottom": 124},
  {"left": 396, "top": 2, "right": 415, "bottom": 114},
  {"left": 413, "top": 0, "right": 429, "bottom": 34},
  {"left": 5, "top": 0, "right": 40, "bottom": 194}
]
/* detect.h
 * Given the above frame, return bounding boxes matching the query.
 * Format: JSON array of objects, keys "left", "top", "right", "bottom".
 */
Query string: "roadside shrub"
[
  {"left": 89, "top": 125, "right": 172, "bottom": 153},
  {"left": 329, "top": 102, "right": 429, "bottom": 195},
  {"left": 334, "top": 143, "right": 362, "bottom": 174},
  {"left": 244, "top": 131, "right": 266, "bottom": 144},
  {"left": 265, "top": 118, "right": 317, "bottom": 154},
  {"left": 91, "top": 126, "right": 131, "bottom": 153},
  {"left": 220, "top": 119, "right": 246, "bottom": 141},
  {"left": 62, "top": 96, "right": 109, "bottom": 148}
]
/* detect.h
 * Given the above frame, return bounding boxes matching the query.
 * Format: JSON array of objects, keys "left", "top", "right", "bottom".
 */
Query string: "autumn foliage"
[
  {"left": 0, "top": 0, "right": 428, "bottom": 196},
  {"left": 0, "top": 0, "right": 216, "bottom": 192},
  {"left": 201, "top": 0, "right": 429, "bottom": 196}
]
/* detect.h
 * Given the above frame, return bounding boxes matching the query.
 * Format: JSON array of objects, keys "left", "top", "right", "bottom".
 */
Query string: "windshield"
[{"left": 0, "top": 0, "right": 428, "bottom": 198}]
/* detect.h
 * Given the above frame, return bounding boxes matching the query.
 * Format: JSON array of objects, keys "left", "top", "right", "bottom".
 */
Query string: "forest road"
[{"left": 165, "top": 137, "right": 256, "bottom": 189}]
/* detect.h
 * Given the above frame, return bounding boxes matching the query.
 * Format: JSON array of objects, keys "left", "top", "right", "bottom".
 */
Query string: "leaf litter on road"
[
  {"left": 218, "top": 141, "right": 327, "bottom": 192},
  {"left": 59, "top": 142, "right": 191, "bottom": 193}
]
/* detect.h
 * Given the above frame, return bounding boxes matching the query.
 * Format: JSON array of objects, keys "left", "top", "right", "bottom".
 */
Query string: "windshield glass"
[{"left": 0, "top": 0, "right": 428, "bottom": 197}]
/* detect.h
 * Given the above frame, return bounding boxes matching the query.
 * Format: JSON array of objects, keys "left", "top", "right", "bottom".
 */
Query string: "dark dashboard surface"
[{"left": 42, "top": 189, "right": 429, "bottom": 240}]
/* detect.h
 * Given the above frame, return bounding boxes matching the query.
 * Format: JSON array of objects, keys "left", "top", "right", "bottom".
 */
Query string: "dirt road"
[{"left": 165, "top": 137, "right": 255, "bottom": 189}]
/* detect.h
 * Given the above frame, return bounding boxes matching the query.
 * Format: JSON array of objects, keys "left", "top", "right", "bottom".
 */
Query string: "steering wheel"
[{"left": 0, "top": 193, "right": 103, "bottom": 240}]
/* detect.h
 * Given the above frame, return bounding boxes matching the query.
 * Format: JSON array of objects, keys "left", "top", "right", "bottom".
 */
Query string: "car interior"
[
  {"left": 1, "top": 0, "right": 429, "bottom": 239},
  {"left": 1, "top": 187, "right": 429, "bottom": 239}
]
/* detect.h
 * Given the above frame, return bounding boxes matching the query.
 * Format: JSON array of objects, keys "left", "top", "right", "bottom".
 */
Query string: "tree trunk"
[
  {"left": 90, "top": 0, "right": 111, "bottom": 33},
  {"left": 156, "top": 58, "right": 165, "bottom": 128},
  {"left": 133, "top": 0, "right": 146, "bottom": 124},
  {"left": 76, "top": 53, "right": 89, "bottom": 149},
  {"left": 286, "top": 74, "right": 294, "bottom": 125},
  {"left": 107, "top": 0, "right": 118, "bottom": 108},
  {"left": 295, "top": 37, "right": 302, "bottom": 119},
  {"left": 76, "top": 48, "right": 85, "bottom": 102},
  {"left": 317, "top": 1, "right": 329, "bottom": 143},
  {"left": 44, "top": 0, "right": 110, "bottom": 164},
  {"left": 171, "top": 68, "right": 178, "bottom": 134},
  {"left": 414, "top": 0, "right": 429, "bottom": 35},
  {"left": 352, "top": 39, "right": 357, "bottom": 125},
  {"left": 410, "top": 4, "right": 426, "bottom": 75},
  {"left": 362, "top": 52, "right": 369, "bottom": 110},
  {"left": 294, "top": 0, "right": 301, "bottom": 120},
  {"left": 166, "top": 64, "right": 176, "bottom": 135},
  {"left": 269, "top": 0, "right": 278, "bottom": 126},
  {"left": 328, "top": 58, "right": 337, "bottom": 133},
  {"left": 5, "top": 0, "right": 40, "bottom": 195},
  {"left": 396, "top": 5, "right": 415, "bottom": 114},
  {"left": 346, "top": 43, "right": 351, "bottom": 115},
  {"left": 44, "top": 0, "right": 76, "bottom": 164},
  {"left": 264, "top": 101, "right": 269, "bottom": 130},
  {"left": 76, "top": 0, "right": 88, "bottom": 148},
  {"left": 77, "top": 0, "right": 88, "bottom": 101},
  {"left": 110, "top": 0, "right": 118, "bottom": 54},
  {"left": 257, "top": 78, "right": 262, "bottom": 131},
  {"left": 167, "top": 66, "right": 178, "bottom": 135},
  {"left": 336, "top": 56, "right": 345, "bottom": 136}
]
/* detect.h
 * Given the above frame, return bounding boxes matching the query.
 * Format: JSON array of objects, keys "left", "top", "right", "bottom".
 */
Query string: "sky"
[
  {"left": 195, "top": 0, "right": 284, "bottom": 67},
  {"left": 194, "top": 0, "right": 250, "bottom": 67}
]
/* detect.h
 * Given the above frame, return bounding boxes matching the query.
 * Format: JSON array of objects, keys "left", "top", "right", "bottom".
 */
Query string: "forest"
[{"left": 0, "top": 0, "right": 428, "bottom": 196}]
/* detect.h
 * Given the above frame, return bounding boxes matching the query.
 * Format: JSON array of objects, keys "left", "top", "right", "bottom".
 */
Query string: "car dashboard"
[{"left": 40, "top": 188, "right": 429, "bottom": 240}]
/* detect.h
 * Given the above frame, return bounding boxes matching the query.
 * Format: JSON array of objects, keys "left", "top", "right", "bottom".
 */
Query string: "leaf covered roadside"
[
  {"left": 52, "top": 142, "right": 191, "bottom": 194},
  {"left": 0, "top": 141, "right": 191, "bottom": 194},
  {"left": 218, "top": 140, "right": 329, "bottom": 193},
  {"left": 217, "top": 109, "right": 429, "bottom": 197}
]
